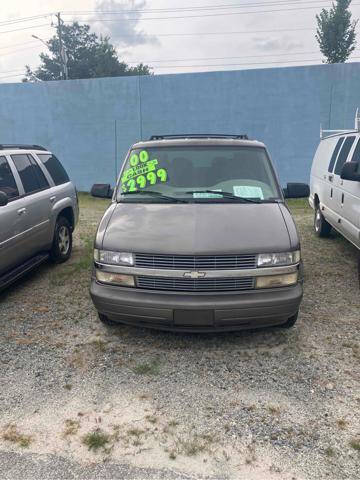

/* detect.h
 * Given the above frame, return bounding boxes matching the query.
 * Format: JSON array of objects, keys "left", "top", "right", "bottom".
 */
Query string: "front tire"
[
  {"left": 50, "top": 217, "right": 72, "bottom": 263},
  {"left": 314, "top": 205, "right": 332, "bottom": 238}
]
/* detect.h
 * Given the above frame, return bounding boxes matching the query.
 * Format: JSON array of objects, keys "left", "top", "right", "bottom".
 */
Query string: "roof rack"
[
  {"left": 320, "top": 108, "right": 360, "bottom": 139},
  {"left": 149, "top": 134, "right": 249, "bottom": 141},
  {"left": 0, "top": 144, "right": 47, "bottom": 151}
]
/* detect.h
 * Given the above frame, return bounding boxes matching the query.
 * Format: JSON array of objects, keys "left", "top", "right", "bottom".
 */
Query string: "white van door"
[
  {"left": 335, "top": 136, "right": 360, "bottom": 248},
  {"left": 331, "top": 135, "right": 358, "bottom": 245},
  {"left": 322, "top": 136, "right": 345, "bottom": 225}
]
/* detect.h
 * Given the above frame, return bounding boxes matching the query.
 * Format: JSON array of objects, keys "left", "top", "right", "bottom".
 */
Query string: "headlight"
[
  {"left": 94, "top": 249, "right": 134, "bottom": 266},
  {"left": 256, "top": 272, "right": 298, "bottom": 289},
  {"left": 96, "top": 270, "right": 135, "bottom": 287},
  {"left": 257, "top": 250, "right": 300, "bottom": 267}
]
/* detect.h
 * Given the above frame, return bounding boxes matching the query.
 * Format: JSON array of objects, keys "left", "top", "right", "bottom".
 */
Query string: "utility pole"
[{"left": 56, "top": 12, "right": 68, "bottom": 80}]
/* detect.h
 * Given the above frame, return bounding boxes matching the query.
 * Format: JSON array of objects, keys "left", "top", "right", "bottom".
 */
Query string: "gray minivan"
[{"left": 90, "top": 135, "right": 306, "bottom": 332}]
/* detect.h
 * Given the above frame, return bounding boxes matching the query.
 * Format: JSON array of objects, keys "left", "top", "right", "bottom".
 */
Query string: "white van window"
[
  {"left": 351, "top": 138, "right": 360, "bottom": 163},
  {"left": 334, "top": 136, "right": 355, "bottom": 175},
  {"left": 328, "top": 137, "right": 344, "bottom": 173}
]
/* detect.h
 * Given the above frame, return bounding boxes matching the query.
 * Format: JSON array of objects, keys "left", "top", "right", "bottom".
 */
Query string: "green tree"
[
  {"left": 316, "top": 0, "right": 357, "bottom": 63},
  {"left": 24, "top": 22, "right": 152, "bottom": 81}
]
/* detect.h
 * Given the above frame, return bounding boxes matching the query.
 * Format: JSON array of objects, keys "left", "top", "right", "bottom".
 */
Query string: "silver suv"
[{"left": 0, "top": 144, "right": 78, "bottom": 290}]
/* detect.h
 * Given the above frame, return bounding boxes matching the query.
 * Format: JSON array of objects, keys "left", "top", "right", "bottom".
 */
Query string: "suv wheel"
[
  {"left": 50, "top": 217, "right": 72, "bottom": 263},
  {"left": 98, "top": 313, "right": 118, "bottom": 326},
  {"left": 314, "top": 205, "right": 332, "bottom": 237},
  {"left": 281, "top": 311, "right": 298, "bottom": 329}
]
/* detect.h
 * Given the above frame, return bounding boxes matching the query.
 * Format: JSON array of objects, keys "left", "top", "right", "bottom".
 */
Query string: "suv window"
[
  {"left": 334, "top": 136, "right": 356, "bottom": 175},
  {"left": 328, "top": 137, "right": 344, "bottom": 173},
  {"left": 0, "top": 156, "right": 19, "bottom": 199},
  {"left": 38, "top": 154, "right": 69, "bottom": 186},
  {"left": 11, "top": 154, "right": 49, "bottom": 194},
  {"left": 28, "top": 154, "right": 49, "bottom": 190}
]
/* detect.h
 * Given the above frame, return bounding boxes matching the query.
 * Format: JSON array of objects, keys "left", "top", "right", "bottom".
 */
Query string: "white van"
[{"left": 309, "top": 110, "right": 360, "bottom": 248}]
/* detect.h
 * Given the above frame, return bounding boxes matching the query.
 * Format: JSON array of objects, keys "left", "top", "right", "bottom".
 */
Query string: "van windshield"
[{"left": 117, "top": 146, "right": 281, "bottom": 202}]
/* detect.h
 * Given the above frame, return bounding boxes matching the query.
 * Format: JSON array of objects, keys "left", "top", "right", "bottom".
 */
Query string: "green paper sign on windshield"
[{"left": 120, "top": 150, "right": 169, "bottom": 192}]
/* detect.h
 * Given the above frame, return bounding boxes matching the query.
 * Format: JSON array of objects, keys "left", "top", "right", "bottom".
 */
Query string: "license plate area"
[{"left": 174, "top": 309, "right": 214, "bottom": 326}]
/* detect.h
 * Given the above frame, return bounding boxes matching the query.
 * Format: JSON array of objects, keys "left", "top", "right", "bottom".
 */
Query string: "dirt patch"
[{"left": 0, "top": 196, "right": 359, "bottom": 479}]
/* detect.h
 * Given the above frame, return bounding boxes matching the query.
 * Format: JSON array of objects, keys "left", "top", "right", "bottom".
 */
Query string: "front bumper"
[{"left": 90, "top": 278, "right": 303, "bottom": 332}]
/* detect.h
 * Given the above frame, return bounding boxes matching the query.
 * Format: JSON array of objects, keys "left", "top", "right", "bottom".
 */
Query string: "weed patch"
[
  {"left": 82, "top": 429, "right": 110, "bottom": 451},
  {"left": 132, "top": 359, "right": 160, "bottom": 375},
  {"left": 2, "top": 424, "right": 32, "bottom": 448}
]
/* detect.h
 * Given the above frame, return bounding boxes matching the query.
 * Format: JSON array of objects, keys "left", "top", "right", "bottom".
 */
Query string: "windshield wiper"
[
  {"left": 186, "top": 190, "right": 261, "bottom": 203},
  {"left": 121, "top": 190, "right": 189, "bottom": 203}
]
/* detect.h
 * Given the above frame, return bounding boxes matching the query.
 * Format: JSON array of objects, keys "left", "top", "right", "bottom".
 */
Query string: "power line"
[
  {"left": 1, "top": 45, "right": 43, "bottom": 57},
  {"left": 0, "top": 14, "right": 52, "bottom": 27},
  {"left": 62, "top": 0, "right": 335, "bottom": 15},
  {"left": 0, "top": 69, "right": 24, "bottom": 74},
  {"left": 0, "top": 74, "right": 24, "bottom": 81},
  {"left": 0, "top": 0, "right": 335, "bottom": 28},
  {"left": 127, "top": 51, "right": 322, "bottom": 64},
  {"left": 0, "top": 23, "right": 52, "bottom": 35},
  {"left": 152, "top": 57, "right": 360, "bottom": 68},
  {"left": 0, "top": 40, "right": 40, "bottom": 51},
  {"left": 68, "top": 3, "right": 360, "bottom": 23}
]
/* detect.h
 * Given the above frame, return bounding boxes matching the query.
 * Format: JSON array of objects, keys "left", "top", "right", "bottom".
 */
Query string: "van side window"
[
  {"left": 351, "top": 138, "right": 360, "bottom": 162},
  {"left": 334, "top": 136, "right": 356, "bottom": 175},
  {"left": 328, "top": 137, "right": 344, "bottom": 173},
  {"left": 0, "top": 156, "right": 19, "bottom": 199}
]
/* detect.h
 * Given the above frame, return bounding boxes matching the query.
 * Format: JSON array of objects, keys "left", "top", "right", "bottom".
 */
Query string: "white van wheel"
[{"left": 314, "top": 206, "right": 332, "bottom": 238}]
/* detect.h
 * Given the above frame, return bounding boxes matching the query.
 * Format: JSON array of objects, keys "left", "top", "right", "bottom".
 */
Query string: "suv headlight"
[
  {"left": 94, "top": 249, "right": 134, "bottom": 266},
  {"left": 257, "top": 250, "right": 300, "bottom": 267}
]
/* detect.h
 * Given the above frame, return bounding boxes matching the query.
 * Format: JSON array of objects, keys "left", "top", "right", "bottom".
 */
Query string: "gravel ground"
[{"left": 0, "top": 195, "right": 359, "bottom": 480}]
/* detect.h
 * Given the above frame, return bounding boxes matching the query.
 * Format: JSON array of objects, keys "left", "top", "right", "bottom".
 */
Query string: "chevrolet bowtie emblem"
[{"left": 183, "top": 271, "right": 206, "bottom": 279}]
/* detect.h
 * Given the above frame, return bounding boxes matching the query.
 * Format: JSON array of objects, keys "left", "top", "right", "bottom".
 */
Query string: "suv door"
[
  {"left": 332, "top": 135, "right": 356, "bottom": 241},
  {"left": 10, "top": 153, "right": 53, "bottom": 257},
  {"left": 0, "top": 155, "right": 30, "bottom": 276}
]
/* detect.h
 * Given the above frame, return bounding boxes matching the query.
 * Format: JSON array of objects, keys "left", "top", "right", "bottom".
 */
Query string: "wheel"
[
  {"left": 98, "top": 312, "right": 118, "bottom": 326},
  {"left": 314, "top": 205, "right": 332, "bottom": 237},
  {"left": 281, "top": 311, "right": 298, "bottom": 329},
  {"left": 50, "top": 216, "right": 72, "bottom": 263}
]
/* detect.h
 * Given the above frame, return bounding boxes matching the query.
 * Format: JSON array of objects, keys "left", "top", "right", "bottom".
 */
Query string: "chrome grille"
[
  {"left": 135, "top": 253, "right": 257, "bottom": 270},
  {"left": 136, "top": 276, "right": 255, "bottom": 292}
]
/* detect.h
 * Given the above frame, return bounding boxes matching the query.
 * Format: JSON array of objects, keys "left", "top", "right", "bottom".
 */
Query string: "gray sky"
[{"left": 1, "top": 0, "right": 360, "bottom": 83}]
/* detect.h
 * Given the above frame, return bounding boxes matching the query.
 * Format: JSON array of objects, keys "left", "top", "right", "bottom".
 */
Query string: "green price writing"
[
  {"left": 122, "top": 168, "right": 168, "bottom": 192},
  {"left": 120, "top": 150, "right": 169, "bottom": 192}
]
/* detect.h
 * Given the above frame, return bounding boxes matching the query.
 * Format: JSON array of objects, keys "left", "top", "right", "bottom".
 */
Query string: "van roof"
[{"left": 132, "top": 137, "right": 266, "bottom": 149}]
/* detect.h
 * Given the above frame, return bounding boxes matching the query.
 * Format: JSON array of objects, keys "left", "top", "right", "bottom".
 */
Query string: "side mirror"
[
  {"left": 91, "top": 184, "right": 113, "bottom": 199},
  {"left": 0, "top": 191, "right": 8, "bottom": 207},
  {"left": 340, "top": 161, "right": 360, "bottom": 181},
  {"left": 284, "top": 182, "right": 310, "bottom": 199}
]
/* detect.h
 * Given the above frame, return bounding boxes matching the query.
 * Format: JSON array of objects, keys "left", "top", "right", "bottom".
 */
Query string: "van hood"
[{"left": 100, "top": 202, "right": 297, "bottom": 255}]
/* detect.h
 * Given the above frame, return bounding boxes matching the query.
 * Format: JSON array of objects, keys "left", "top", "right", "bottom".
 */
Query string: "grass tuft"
[
  {"left": 82, "top": 429, "right": 110, "bottom": 451},
  {"left": 2, "top": 424, "right": 32, "bottom": 448},
  {"left": 64, "top": 419, "right": 80, "bottom": 436},
  {"left": 132, "top": 359, "right": 160, "bottom": 375},
  {"left": 349, "top": 439, "right": 360, "bottom": 452}
]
